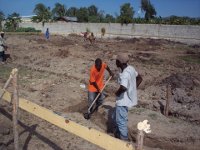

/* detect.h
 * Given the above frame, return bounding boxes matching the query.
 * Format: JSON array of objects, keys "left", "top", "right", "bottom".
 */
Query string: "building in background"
[{"left": 21, "top": 15, "right": 36, "bottom": 22}]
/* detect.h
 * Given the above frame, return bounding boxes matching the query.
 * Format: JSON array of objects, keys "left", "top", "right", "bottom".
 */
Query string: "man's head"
[
  {"left": 95, "top": 58, "right": 102, "bottom": 72},
  {"left": 116, "top": 53, "right": 129, "bottom": 68},
  {"left": 0, "top": 31, "right": 4, "bottom": 38}
]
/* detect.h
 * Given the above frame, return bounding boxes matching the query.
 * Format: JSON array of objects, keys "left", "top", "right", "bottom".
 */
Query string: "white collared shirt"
[{"left": 116, "top": 65, "right": 138, "bottom": 108}]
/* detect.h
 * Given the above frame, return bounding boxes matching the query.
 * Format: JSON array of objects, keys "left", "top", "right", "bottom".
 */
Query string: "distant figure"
[
  {"left": 81, "top": 32, "right": 95, "bottom": 44},
  {"left": 0, "top": 31, "right": 8, "bottom": 64},
  {"left": 88, "top": 32, "right": 95, "bottom": 44},
  {"left": 45, "top": 28, "right": 49, "bottom": 40}
]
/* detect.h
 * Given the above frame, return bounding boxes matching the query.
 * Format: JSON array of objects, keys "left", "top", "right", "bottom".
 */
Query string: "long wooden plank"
[{"left": 0, "top": 89, "right": 134, "bottom": 150}]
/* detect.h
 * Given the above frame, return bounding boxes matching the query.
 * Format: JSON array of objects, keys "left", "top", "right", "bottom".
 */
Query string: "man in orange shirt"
[{"left": 88, "top": 58, "right": 113, "bottom": 112}]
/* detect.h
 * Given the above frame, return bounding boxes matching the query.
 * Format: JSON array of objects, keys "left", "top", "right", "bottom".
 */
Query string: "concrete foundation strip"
[{"left": 0, "top": 89, "right": 134, "bottom": 150}]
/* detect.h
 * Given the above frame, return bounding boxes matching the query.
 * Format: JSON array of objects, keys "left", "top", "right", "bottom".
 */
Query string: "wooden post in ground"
[
  {"left": 12, "top": 68, "right": 19, "bottom": 150},
  {"left": 165, "top": 84, "right": 171, "bottom": 116},
  {"left": 136, "top": 130, "right": 144, "bottom": 150},
  {"left": 0, "top": 71, "right": 14, "bottom": 100}
]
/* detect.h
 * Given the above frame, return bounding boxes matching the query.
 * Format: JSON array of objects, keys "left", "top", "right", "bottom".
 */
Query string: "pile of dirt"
[
  {"left": 162, "top": 73, "right": 199, "bottom": 89},
  {"left": 52, "top": 48, "right": 69, "bottom": 58}
]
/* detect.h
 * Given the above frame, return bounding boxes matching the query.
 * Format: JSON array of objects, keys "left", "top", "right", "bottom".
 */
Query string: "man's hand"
[
  {"left": 110, "top": 72, "right": 114, "bottom": 78},
  {"left": 115, "top": 85, "right": 127, "bottom": 97}
]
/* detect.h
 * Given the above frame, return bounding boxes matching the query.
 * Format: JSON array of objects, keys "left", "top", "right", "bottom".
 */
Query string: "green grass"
[
  {"left": 169, "top": 117, "right": 178, "bottom": 123},
  {"left": 0, "top": 66, "right": 13, "bottom": 81},
  {"left": 148, "top": 113, "right": 158, "bottom": 120},
  {"left": 0, "top": 66, "right": 31, "bottom": 85},
  {"left": 129, "top": 107, "right": 146, "bottom": 115},
  {"left": 181, "top": 55, "right": 200, "bottom": 64}
]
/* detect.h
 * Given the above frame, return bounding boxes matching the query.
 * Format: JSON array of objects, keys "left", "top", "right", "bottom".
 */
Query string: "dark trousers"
[{"left": 0, "top": 51, "right": 5, "bottom": 62}]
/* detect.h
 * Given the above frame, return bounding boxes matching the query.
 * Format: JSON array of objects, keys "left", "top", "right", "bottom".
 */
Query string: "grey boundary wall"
[{"left": 19, "top": 22, "right": 200, "bottom": 44}]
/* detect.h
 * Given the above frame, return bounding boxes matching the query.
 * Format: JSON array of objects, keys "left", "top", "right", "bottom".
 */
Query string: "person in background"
[
  {"left": 113, "top": 53, "right": 143, "bottom": 141},
  {"left": 45, "top": 28, "right": 49, "bottom": 40},
  {"left": 0, "top": 31, "right": 7, "bottom": 64}
]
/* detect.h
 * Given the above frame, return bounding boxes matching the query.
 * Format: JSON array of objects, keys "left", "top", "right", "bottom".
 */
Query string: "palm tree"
[
  {"left": 141, "top": 0, "right": 156, "bottom": 21},
  {"left": 33, "top": 3, "right": 51, "bottom": 26},
  {"left": 52, "top": 3, "right": 67, "bottom": 19},
  {"left": 5, "top": 12, "right": 21, "bottom": 31}
]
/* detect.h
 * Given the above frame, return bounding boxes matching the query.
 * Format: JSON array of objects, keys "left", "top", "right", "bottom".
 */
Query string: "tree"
[
  {"left": 5, "top": 12, "right": 21, "bottom": 31},
  {"left": 32, "top": 3, "right": 52, "bottom": 26},
  {"left": 0, "top": 11, "right": 5, "bottom": 30},
  {"left": 103, "top": 14, "right": 115, "bottom": 23},
  {"left": 88, "top": 5, "right": 98, "bottom": 16},
  {"left": 77, "top": 7, "right": 89, "bottom": 22},
  {"left": 52, "top": 3, "right": 67, "bottom": 19},
  {"left": 141, "top": 0, "right": 156, "bottom": 21},
  {"left": 119, "top": 3, "right": 134, "bottom": 24},
  {"left": 67, "top": 7, "right": 78, "bottom": 17}
]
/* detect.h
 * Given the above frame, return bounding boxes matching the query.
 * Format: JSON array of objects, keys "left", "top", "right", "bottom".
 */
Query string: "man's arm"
[
  {"left": 115, "top": 85, "right": 127, "bottom": 97},
  {"left": 106, "top": 66, "right": 114, "bottom": 77},
  {"left": 136, "top": 74, "right": 143, "bottom": 88},
  {"left": 90, "top": 81, "right": 101, "bottom": 93}
]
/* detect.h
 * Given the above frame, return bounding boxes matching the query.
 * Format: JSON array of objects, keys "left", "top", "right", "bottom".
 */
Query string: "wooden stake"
[
  {"left": 165, "top": 84, "right": 171, "bottom": 116},
  {"left": 136, "top": 130, "right": 144, "bottom": 150},
  {"left": 0, "top": 69, "right": 16, "bottom": 100},
  {"left": 12, "top": 68, "right": 19, "bottom": 150}
]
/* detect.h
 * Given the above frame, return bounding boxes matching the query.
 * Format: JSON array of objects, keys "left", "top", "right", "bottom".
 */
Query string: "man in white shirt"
[
  {"left": 0, "top": 31, "right": 7, "bottom": 63},
  {"left": 113, "top": 53, "right": 142, "bottom": 141}
]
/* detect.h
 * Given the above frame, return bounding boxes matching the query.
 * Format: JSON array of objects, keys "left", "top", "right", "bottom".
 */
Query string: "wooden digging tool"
[{"left": 84, "top": 76, "right": 112, "bottom": 119}]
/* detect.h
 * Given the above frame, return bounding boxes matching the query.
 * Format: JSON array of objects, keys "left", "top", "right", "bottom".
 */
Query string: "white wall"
[{"left": 19, "top": 22, "right": 200, "bottom": 44}]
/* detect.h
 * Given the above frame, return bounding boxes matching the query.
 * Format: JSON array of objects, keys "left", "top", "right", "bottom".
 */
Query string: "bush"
[{"left": 15, "top": 27, "right": 41, "bottom": 32}]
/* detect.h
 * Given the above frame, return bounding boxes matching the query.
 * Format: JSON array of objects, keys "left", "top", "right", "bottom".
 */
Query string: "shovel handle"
[{"left": 88, "top": 76, "right": 112, "bottom": 113}]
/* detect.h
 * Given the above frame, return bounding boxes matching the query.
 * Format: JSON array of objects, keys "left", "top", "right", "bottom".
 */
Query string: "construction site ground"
[{"left": 0, "top": 33, "right": 200, "bottom": 150}]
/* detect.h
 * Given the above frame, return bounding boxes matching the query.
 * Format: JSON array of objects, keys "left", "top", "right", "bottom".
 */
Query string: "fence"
[{"left": 19, "top": 22, "right": 200, "bottom": 44}]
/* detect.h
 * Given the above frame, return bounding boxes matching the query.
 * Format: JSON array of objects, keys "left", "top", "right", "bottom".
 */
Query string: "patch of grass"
[
  {"left": 181, "top": 55, "right": 200, "bottom": 64},
  {"left": 148, "top": 113, "right": 158, "bottom": 120},
  {"left": 0, "top": 66, "right": 34, "bottom": 86},
  {"left": 169, "top": 117, "right": 178, "bottom": 123},
  {"left": 0, "top": 66, "right": 12, "bottom": 81},
  {"left": 129, "top": 107, "right": 146, "bottom": 115}
]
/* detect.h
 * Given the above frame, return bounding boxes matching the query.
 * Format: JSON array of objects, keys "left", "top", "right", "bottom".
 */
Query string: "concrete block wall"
[{"left": 19, "top": 22, "right": 200, "bottom": 44}]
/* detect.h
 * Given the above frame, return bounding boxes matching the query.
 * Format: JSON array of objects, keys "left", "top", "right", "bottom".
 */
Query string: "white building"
[{"left": 21, "top": 15, "right": 36, "bottom": 22}]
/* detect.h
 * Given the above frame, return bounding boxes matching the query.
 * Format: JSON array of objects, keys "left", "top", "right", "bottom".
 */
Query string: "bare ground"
[{"left": 0, "top": 33, "right": 200, "bottom": 150}]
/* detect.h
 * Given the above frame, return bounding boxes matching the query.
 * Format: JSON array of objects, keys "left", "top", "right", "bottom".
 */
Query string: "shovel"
[{"left": 83, "top": 76, "right": 112, "bottom": 119}]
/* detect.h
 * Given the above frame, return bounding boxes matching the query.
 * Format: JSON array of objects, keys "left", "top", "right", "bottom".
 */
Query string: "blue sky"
[{"left": 0, "top": 0, "right": 200, "bottom": 18}]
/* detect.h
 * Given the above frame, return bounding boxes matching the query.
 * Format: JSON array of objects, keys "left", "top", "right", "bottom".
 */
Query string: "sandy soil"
[{"left": 0, "top": 33, "right": 200, "bottom": 150}]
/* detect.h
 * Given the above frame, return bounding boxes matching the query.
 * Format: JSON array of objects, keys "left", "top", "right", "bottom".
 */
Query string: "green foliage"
[
  {"left": 119, "top": 3, "right": 134, "bottom": 25},
  {"left": 133, "top": 16, "right": 200, "bottom": 25},
  {"left": 103, "top": 14, "right": 116, "bottom": 23},
  {"left": 15, "top": 27, "right": 41, "bottom": 33},
  {"left": 88, "top": 16, "right": 100, "bottom": 23},
  {"left": 33, "top": 3, "right": 52, "bottom": 26},
  {"left": 181, "top": 55, "right": 200, "bottom": 64},
  {"left": 52, "top": 3, "right": 67, "bottom": 19},
  {"left": 88, "top": 5, "right": 98, "bottom": 16},
  {"left": 4, "top": 12, "right": 21, "bottom": 31},
  {"left": 141, "top": 0, "right": 157, "bottom": 21},
  {"left": 77, "top": 7, "right": 89, "bottom": 22},
  {"left": 67, "top": 7, "right": 78, "bottom": 17},
  {"left": 101, "top": 27, "right": 106, "bottom": 36}
]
